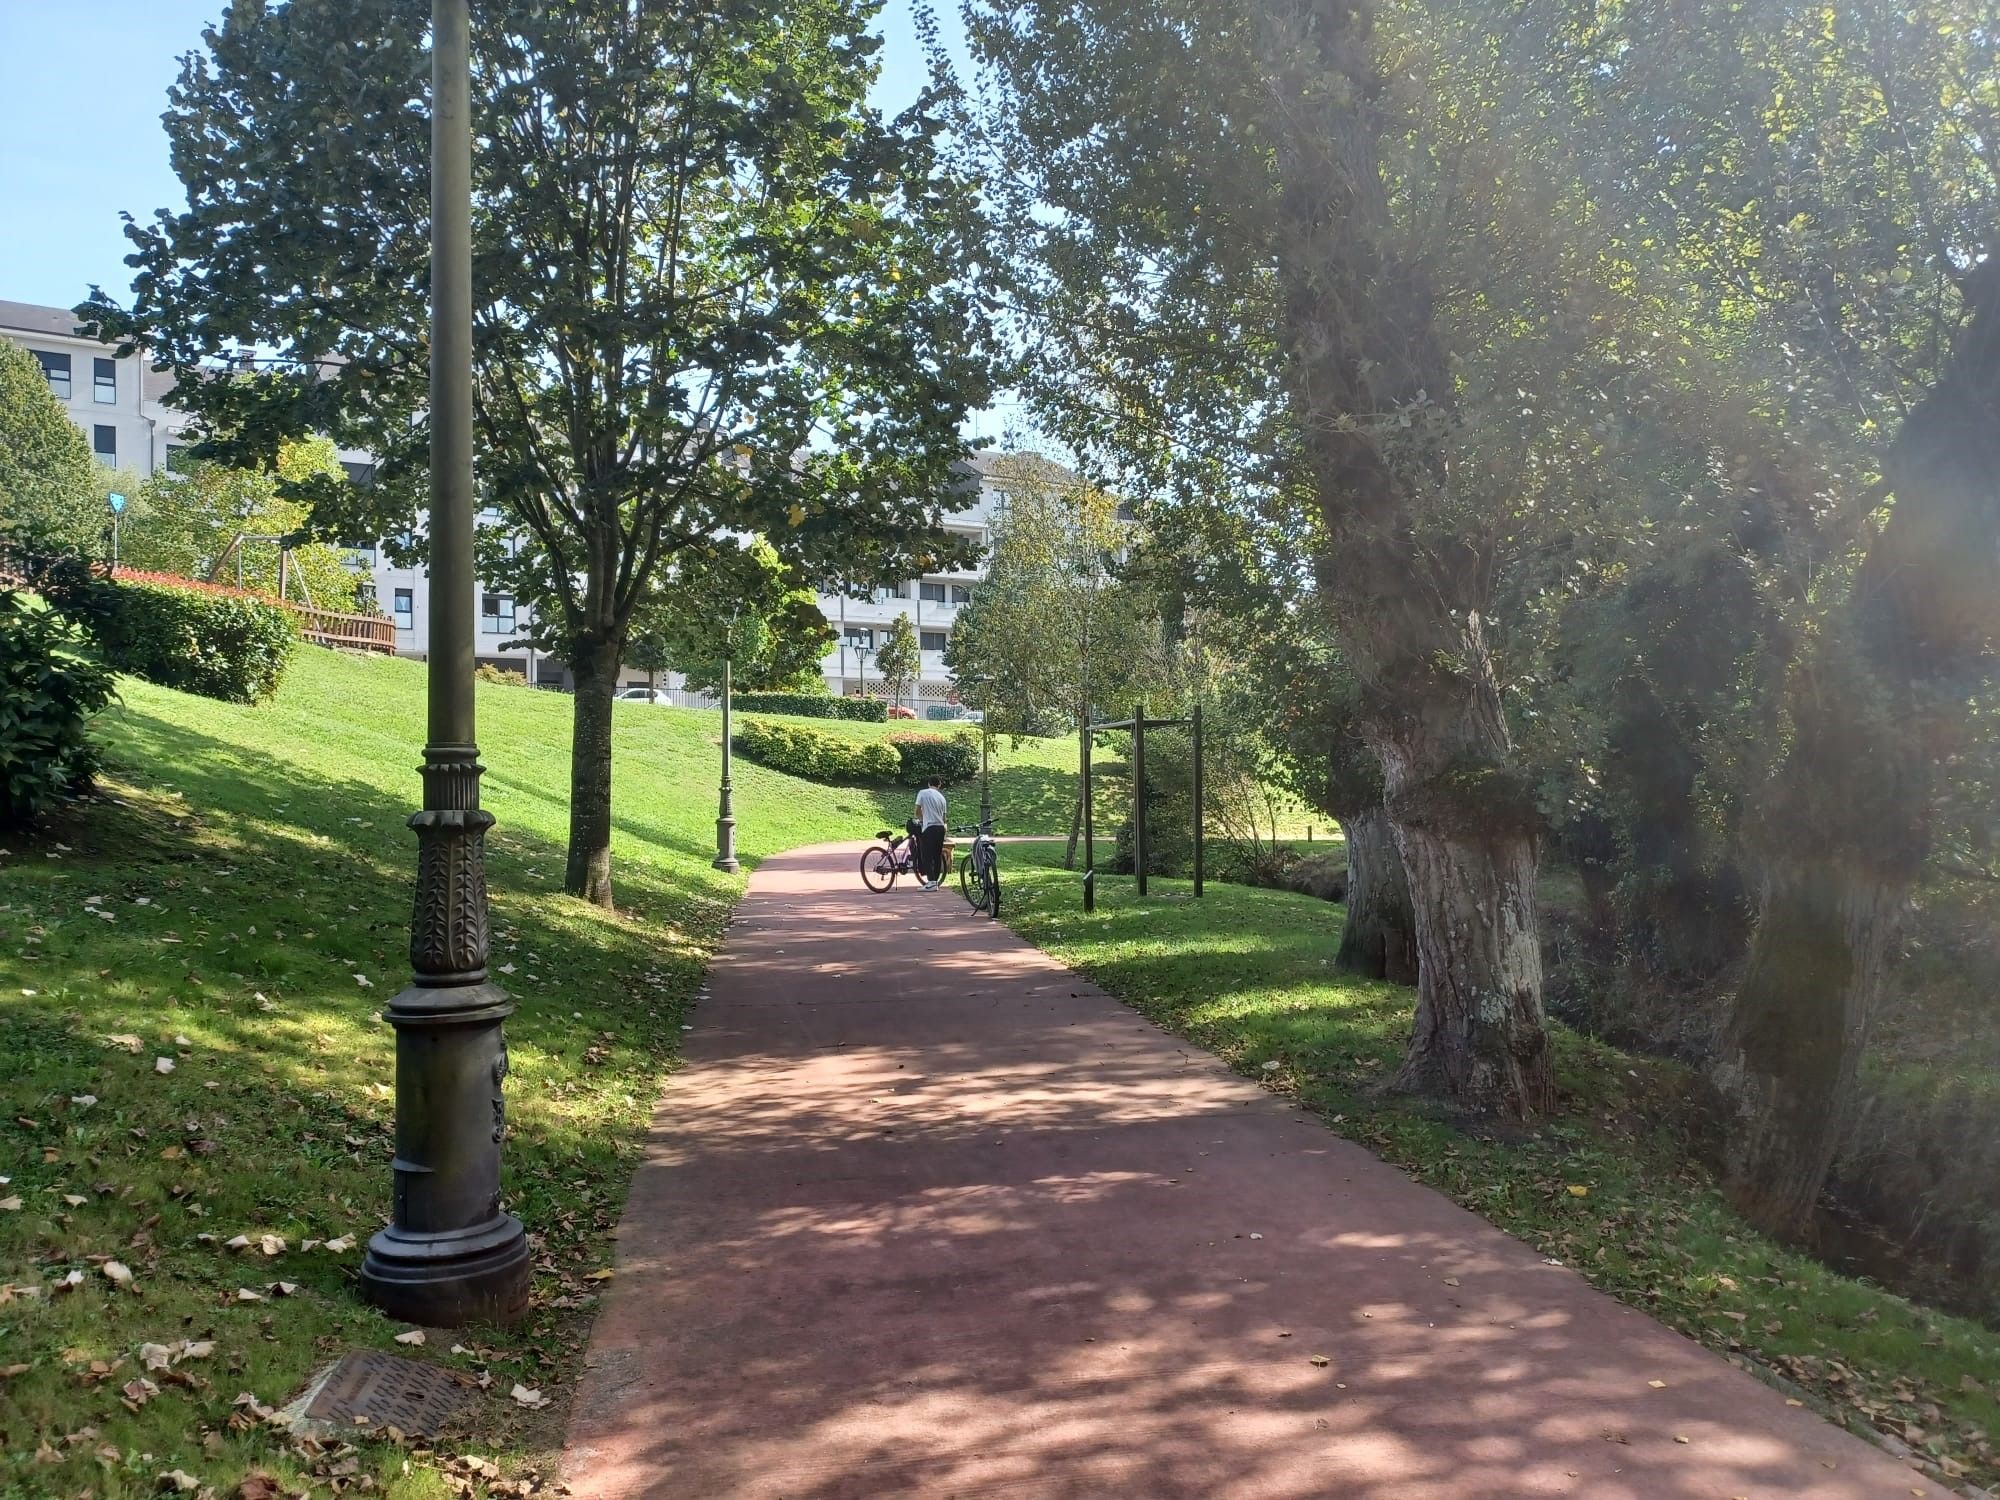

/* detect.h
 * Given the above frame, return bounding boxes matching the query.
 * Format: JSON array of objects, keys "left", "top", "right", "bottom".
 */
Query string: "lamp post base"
[
  {"left": 713, "top": 814, "right": 739, "bottom": 873},
  {"left": 359, "top": 1212, "right": 530, "bottom": 1327}
]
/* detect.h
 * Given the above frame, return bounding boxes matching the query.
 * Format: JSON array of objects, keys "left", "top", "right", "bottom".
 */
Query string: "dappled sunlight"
[{"left": 565, "top": 844, "right": 1942, "bottom": 1499}]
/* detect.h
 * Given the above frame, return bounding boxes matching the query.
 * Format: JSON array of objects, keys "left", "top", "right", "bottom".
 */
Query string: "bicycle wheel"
[
  {"left": 958, "top": 853, "right": 974, "bottom": 903},
  {"left": 984, "top": 857, "right": 1000, "bottom": 918},
  {"left": 860, "top": 844, "right": 899, "bottom": 893}
]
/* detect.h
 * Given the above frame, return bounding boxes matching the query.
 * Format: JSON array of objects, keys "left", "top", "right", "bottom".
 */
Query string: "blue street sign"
[{"left": 107, "top": 492, "right": 128, "bottom": 515}]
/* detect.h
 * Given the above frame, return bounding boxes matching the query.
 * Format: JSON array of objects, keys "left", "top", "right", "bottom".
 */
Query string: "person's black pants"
[{"left": 919, "top": 824, "right": 947, "bottom": 882}]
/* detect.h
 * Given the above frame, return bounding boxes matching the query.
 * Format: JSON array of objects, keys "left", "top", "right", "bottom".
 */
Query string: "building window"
[
  {"left": 843, "top": 626, "right": 872, "bottom": 649},
  {"left": 164, "top": 443, "right": 192, "bottom": 472},
  {"left": 950, "top": 584, "right": 974, "bottom": 605},
  {"left": 93, "top": 357, "right": 117, "bottom": 404},
  {"left": 342, "top": 460, "right": 377, "bottom": 487},
  {"left": 341, "top": 539, "right": 377, "bottom": 566},
  {"left": 921, "top": 631, "right": 947, "bottom": 653},
  {"left": 92, "top": 425, "right": 116, "bottom": 464},
  {"left": 393, "top": 588, "right": 414, "bottom": 629},
  {"left": 919, "top": 581, "right": 947, "bottom": 603},
  {"left": 35, "top": 351, "right": 71, "bottom": 399},
  {"left": 481, "top": 593, "right": 515, "bottom": 635}
]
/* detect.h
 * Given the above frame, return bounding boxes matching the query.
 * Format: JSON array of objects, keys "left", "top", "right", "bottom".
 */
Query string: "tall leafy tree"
[
  {"left": 90, "top": 0, "right": 994, "bottom": 905},
  {"left": 0, "top": 341, "right": 99, "bottom": 560},
  {"left": 959, "top": 0, "right": 1573, "bottom": 1112}
]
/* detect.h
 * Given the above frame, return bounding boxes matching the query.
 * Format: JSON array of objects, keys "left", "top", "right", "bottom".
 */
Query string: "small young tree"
[
  {"left": 621, "top": 541, "right": 835, "bottom": 697},
  {"left": 873, "top": 614, "right": 921, "bottom": 714},
  {"left": 946, "top": 453, "right": 1154, "bottom": 864},
  {"left": 0, "top": 341, "right": 99, "bottom": 560}
]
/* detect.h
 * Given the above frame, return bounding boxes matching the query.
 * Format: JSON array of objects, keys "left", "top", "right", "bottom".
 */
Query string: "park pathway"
[{"left": 561, "top": 844, "right": 1944, "bottom": 1500}]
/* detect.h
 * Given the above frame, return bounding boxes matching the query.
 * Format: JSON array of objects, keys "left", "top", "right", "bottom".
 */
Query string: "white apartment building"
[
  {"left": 817, "top": 452, "right": 1013, "bottom": 716},
  {"left": 0, "top": 298, "right": 196, "bottom": 477}
]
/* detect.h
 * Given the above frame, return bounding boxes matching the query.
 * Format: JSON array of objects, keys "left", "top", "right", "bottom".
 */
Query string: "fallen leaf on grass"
[
  {"left": 394, "top": 1329, "right": 425, "bottom": 1346},
  {"left": 102, "top": 1261, "right": 134, "bottom": 1287},
  {"left": 155, "top": 1057, "right": 176, "bottom": 1075},
  {"left": 234, "top": 1289, "right": 264, "bottom": 1303},
  {"left": 1442, "top": 1277, "right": 1461, "bottom": 1287},
  {"left": 1647, "top": 1379, "right": 1667, "bottom": 1389},
  {"left": 106, "top": 1034, "right": 143, "bottom": 1053},
  {"left": 70, "top": 1094, "right": 98, "bottom": 1108},
  {"left": 0, "top": 1197, "right": 20, "bottom": 1212},
  {"left": 510, "top": 1383, "right": 549, "bottom": 1409},
  {"left": 237, "top": 1474, "right": 281, "bottom": 1500},
  {"left": 586, "top": 1269, "right": 615, "bottom": 1282},
  {"left": 2, "top": 1362, "right": 30, "bottom": 1377},
  {"left": 268, "top": 1281, "right": 298, "bottom": 1297},
  {"left": 322, "top": 1235, "right": 355, "bottom": 1253},
  {"left": 158, "top": 1468, "right": 202, "bottom": 1492},
  {"left": 257, "top": 1234, "right": 286, "bottom": 1256},
  {"left": 1309, "top": 1355, "right": 1331, "bottom": 1367},
  {"left": 1566, "top": 1185, "right": 1590, "bottom": 1197}
]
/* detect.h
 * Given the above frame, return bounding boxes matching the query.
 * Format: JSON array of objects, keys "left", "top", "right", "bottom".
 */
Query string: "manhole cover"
[{"left": 289, "top": 1350, "right": 479, "bottom": 1438}]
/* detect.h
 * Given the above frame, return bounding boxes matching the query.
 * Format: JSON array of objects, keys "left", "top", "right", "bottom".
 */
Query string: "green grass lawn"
[
  {"left": 993, "top": 843, "right": 2000, "bottom": 1492},
  {"left": 0, "top": 648, "right": 1076, "bottom": 1500}
]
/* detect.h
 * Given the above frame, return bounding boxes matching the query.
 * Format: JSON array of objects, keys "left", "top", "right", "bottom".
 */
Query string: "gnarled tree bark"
[{"left": 1335, "top": 805, "right": 1418, "bottom": 984}]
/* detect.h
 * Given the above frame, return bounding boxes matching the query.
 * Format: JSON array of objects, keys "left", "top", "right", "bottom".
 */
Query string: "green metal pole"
[
  {"left": 1192, "top": 702, "right": 1205, "bottom": 898},
  {"left": 361, "top": 0, "right": 529, "bottom": 1328},
  {"left": 979, "top": 724, "right": 994, "bottom": 830},
  {"left": 1082, "top": 722, "right": 1094, "bottom": 913},
  {"left": 714, "top": 654, "right": 739, "bottom": 872},
  {"left": 1133, "top": 703, "right": 1148, "bottom": 898}
]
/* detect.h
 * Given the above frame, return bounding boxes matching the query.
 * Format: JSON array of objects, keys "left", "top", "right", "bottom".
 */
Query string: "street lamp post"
[
  {"left": 714, "top": 650, "right": 739, "bottom": 873},
  {"left": 979, "top": 724, "right": 994, "bottom": 831},
  {"left": 359, "top": 0, "right": 530, "bottom": 1327}
]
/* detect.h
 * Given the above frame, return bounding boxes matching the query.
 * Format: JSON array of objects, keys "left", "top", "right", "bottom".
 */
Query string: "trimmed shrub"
[
  {"left": 888, "top": 731, "right": 979, "bottom": 787},
  {"left": 91, "top": 574, "right": 298, "bottom": 703},
  {"left": 733, "top": 719, "right": 900, "bottom": 783},
  {"left": 731, "top": 692, "right": 887, "bottom": 723},
  {"left": 0, "top": 589, "right": 116, "bottom": 828}
]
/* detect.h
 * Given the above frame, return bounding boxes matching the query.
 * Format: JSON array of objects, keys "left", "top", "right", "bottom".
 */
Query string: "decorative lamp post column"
[
  {"left": 360, "top": 0, "right": 530, "bottom": 1328},
  {"left": 979, "top": 724, "right": 994, "bottom": 830},
  {"left": 714, "top": 649, "right": 739, "bottom": 873}
]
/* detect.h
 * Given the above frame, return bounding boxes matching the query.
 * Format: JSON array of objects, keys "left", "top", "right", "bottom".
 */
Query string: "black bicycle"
[
  {"left": 955, "top": 821, "right": 1000, "bottom": 916},
  {"left": 859, "top": 829, "right": 920, "bottom": 892}
]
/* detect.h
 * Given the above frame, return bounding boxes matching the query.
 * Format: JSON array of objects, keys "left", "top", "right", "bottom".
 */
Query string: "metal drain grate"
[{"left": 293, "top": 1350, "right": 479, "bottom": 1437}]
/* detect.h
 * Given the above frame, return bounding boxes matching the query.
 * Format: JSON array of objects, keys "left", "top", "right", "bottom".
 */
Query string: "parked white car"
[{"left": 616, "top": 687, "right": 673, "bottom": 706}]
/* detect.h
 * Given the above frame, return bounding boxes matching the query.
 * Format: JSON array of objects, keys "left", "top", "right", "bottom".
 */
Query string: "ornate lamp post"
[
  {"left": 359, "top": 0, "right": 530, "bottom": 1327},
  {"left": 714, "top": 622, "right": 739, "bottom": 873},
  {"left": 979, "top": 723, "right": 994, "bottom": 830}
]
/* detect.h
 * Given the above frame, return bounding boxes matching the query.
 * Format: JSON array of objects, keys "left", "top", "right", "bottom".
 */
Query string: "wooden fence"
[{"left": 291, "top": 604, "right": 397, "bottom": 653}]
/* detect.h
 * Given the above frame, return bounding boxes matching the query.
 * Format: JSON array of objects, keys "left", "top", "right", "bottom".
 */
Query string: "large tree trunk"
[
  {"left": 1335, "top": 806, "right": 1417, "bottom": 983},
  {"left": 1257, "top": 0, "right": 1555, "bottom": 1117},
  {"left": 565, "top": 645, "right": 620, "bottom": 907},
  {"left": 1714, "top": 259, "right": 2000, "bottom": 1235},
  {"left": 1372, "top": 636, "right": 1554, "bottom": 1115}
]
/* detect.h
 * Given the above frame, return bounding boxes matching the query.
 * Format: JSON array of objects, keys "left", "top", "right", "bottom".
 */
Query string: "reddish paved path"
[{"left": 563, "top": 844, "right": 1941, "bottom": 1500}]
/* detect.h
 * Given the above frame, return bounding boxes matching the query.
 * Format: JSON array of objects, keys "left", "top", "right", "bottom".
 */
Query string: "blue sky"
[{"left": 0, "top": 1, "right": 966, "bottom": 311}]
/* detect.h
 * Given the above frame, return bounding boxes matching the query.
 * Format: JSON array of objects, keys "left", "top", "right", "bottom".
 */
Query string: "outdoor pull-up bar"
[{"left": 1081, "top": 701, "right": 1204, "bottom": 911}]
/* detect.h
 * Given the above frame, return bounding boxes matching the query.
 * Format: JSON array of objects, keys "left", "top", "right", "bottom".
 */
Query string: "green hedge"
[
  {"left": 0, "top": 590, "right": 116, "bottom": 828},
  {"left": 92, "top": 577, "right": 299, "bottom": 703},
  {"left": 731, "top": 692, "right": 887, "bottom": 723},
  {"left": 888, "top": 731, "right": 980, "bottom": 786},
  {"left": 733, "top": 719, "right": 901, "bottom": 783}
]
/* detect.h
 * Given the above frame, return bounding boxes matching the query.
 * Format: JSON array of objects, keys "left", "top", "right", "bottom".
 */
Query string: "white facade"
[
  {"left": 0, "top": 299, "right": 196, "bottom": 478},
  {"left": 817, "top": 453, "right": 1017, "bottom": 718}
]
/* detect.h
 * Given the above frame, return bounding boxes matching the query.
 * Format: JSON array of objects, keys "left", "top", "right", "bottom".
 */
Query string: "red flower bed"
[{"left": 108, "top": 567, "right": 276, "bottom": 604}]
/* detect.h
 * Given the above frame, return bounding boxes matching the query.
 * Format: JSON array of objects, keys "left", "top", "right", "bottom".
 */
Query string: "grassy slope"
[
  {"left": 993, "top": 843, "right": 2000, "bottom": 1492},
  {"left": 0, "top": 649, "right": 1074, "bottom": 1500}
]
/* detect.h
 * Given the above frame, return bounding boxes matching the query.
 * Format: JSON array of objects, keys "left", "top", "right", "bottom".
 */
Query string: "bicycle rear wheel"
[
  {"left": 860, "top": 844, "right": 899, "bottom": 893},
  {"left": 958, "top": 853, "right": 974, "bottom": 903},
  {"left": 984, "top": 857, "right": 1000, "bottom": 918}
]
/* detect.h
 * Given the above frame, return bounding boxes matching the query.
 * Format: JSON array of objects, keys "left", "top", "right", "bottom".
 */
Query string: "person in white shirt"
[{"left": 913, "top": 777, "right": 949, "bottom": 890}]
